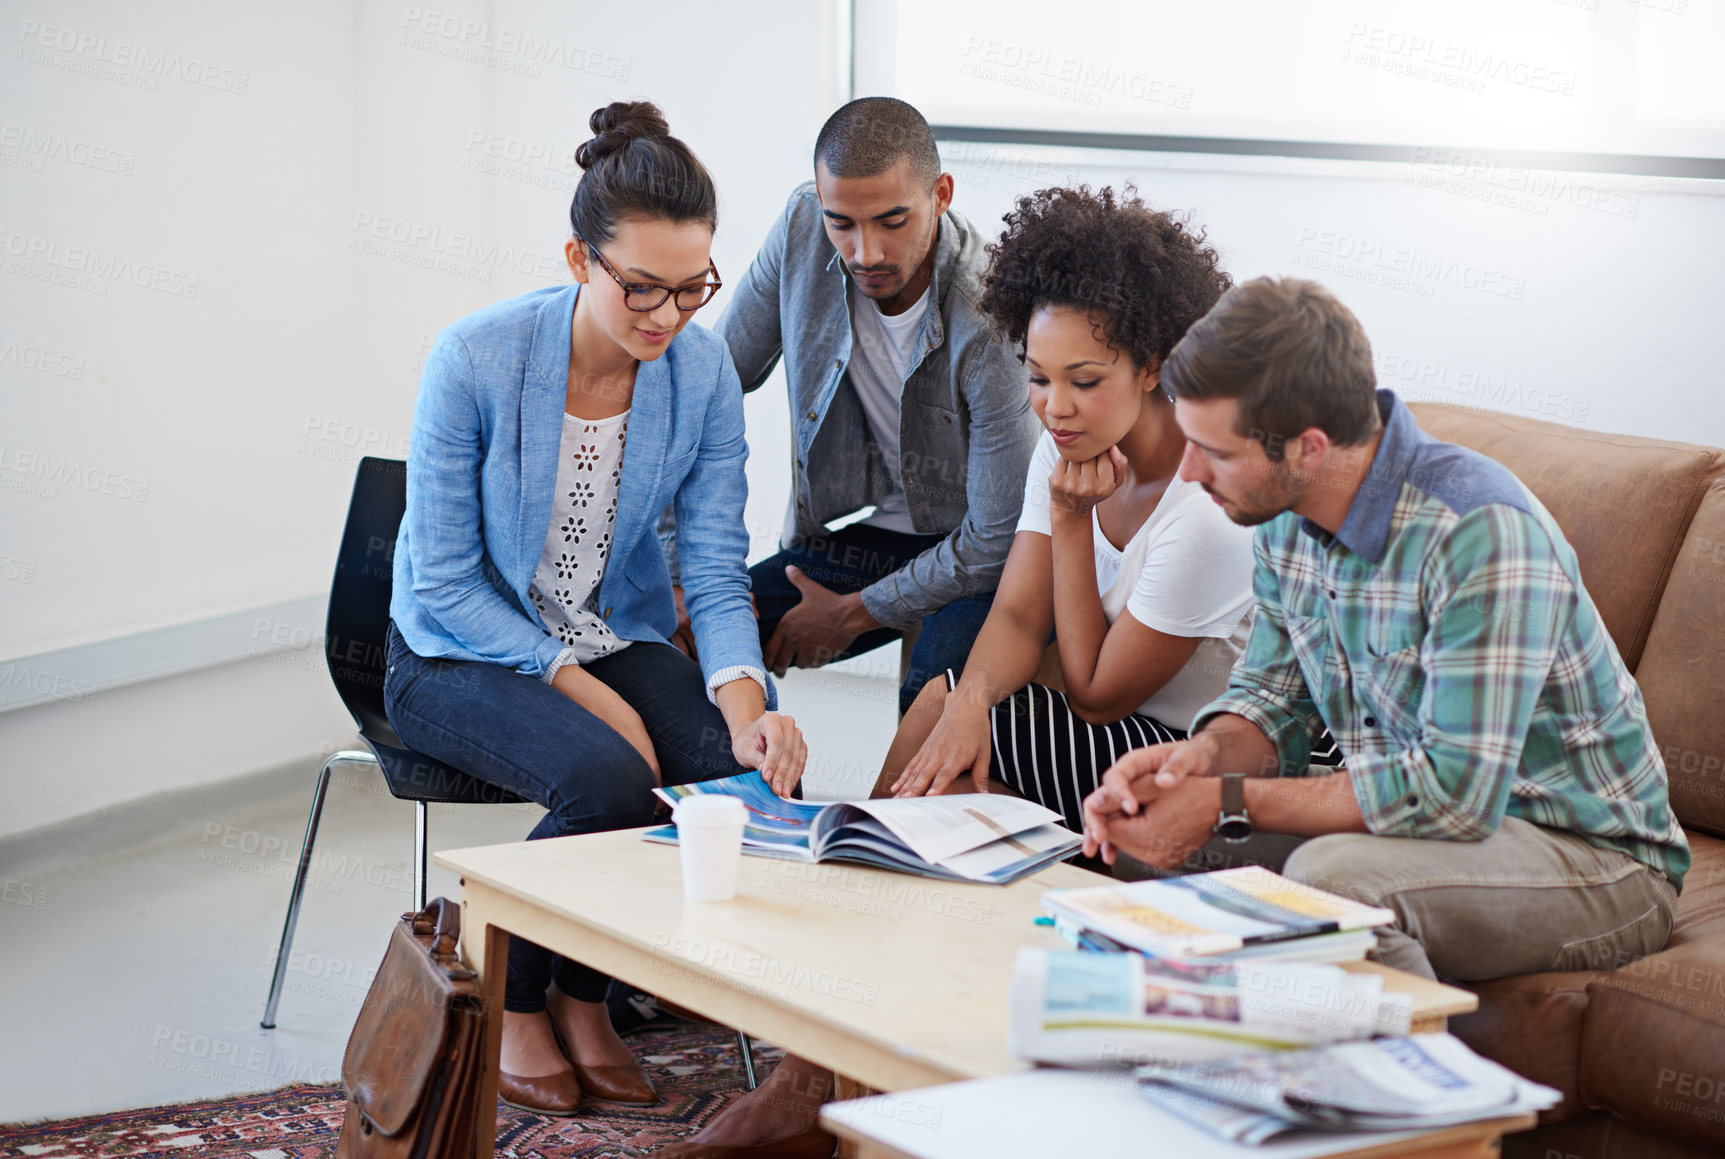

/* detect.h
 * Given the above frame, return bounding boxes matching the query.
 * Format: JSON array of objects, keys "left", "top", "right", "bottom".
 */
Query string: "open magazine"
[
  {"left": 644, "top": 771, "right": 1082, "bottom": 885},
  {"left": 1010, "top": 948, "right": 1411, "bottom": 1066},
  {"left": 1135, "top": 1033, "right": 1561, "bottom": 1144},
  {"left": 1042, "top": 866, "right": 1395, "bottom": 959}
]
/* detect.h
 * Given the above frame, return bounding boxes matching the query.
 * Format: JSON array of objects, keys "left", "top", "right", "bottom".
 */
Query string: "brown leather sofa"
[{"left": 1404, "top": 403, "right": 1725, "bottom": 1159}]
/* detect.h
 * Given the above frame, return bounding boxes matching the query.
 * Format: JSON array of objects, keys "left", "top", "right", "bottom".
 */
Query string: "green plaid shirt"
[{"left": 1196, "top": 392, "right": 1689, "bottom": 887}]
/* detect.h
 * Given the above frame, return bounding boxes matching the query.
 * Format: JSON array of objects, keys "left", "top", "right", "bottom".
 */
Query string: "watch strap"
[{"left": 1221, "top": 773, "right": 1246, "bottom": 817}]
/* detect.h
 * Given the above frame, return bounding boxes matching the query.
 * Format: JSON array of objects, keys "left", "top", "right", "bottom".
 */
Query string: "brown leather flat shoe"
[
  {"left": 497, "top": 1066, "right": 581, "bottom": 1116},
  {"left": 572, "top": 1058, "right": 657, "bottom": 1105},
  {"left": 654, "top": 1124, "right": 837, "bottom": 1158},
  {"left": 544, "top": 1003, "right": 659, "bottom": 1106}
]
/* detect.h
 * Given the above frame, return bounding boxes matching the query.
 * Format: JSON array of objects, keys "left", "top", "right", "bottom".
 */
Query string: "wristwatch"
[{"left": 1214, "top": 774, "right": 1253, "bottom": 843}]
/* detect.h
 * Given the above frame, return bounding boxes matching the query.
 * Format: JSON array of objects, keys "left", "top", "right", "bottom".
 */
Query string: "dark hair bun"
[
  {"left": 566, "top": 98, "right": 716, "bottom": 245},
  {"left": 575, "top": 101, "right": 671, "bottom": 170}
]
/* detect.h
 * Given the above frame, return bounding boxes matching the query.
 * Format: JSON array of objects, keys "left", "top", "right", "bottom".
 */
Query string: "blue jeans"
[
  {"left": 750, "top": 524, "right": 995, "bottom": 715},
  {"left": 382, "top": 622, "right": 741, "bottom": 1011}
]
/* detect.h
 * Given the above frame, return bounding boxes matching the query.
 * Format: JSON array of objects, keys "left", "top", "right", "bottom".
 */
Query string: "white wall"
[
  {"left": 937, "top": 144, "right": 1725, "bottom": 444},
  {"left": 0, "top": 0, "right": 833, "bottom": 838}
]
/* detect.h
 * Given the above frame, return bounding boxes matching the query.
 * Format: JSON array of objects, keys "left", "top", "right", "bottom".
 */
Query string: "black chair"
[
  {"left": 260, "top": 456, "right": 525, "bottom": 1028},
  {"left": 256, "top": 457, "right": 759, "bottom": 1087}
]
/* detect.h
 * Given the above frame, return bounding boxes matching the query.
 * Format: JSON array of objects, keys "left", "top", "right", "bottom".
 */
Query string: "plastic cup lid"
[{"left": 673, "top": 795, "right": 747, "bottom": 824}]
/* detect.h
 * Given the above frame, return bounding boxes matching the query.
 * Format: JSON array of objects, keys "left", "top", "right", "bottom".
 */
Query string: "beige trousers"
[{"left": 1168, "top": 817, "right": 1677, "bottom": 982}]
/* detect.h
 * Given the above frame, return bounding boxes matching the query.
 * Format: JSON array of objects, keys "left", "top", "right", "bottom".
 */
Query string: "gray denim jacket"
[{"left": 714, "top": 182, "right": 1038, "bottom": 632}]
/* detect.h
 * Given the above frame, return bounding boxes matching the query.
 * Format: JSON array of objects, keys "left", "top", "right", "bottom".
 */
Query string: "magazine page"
[
  {"left": 1136, "top": 1033, "right": 1559, "bottom": 1125},
  {"left": 1135, "top": 1083, "right": 1300, "bottom": 1145},
  {"left": 1206, "top": 928, "right": 1378, "bottom": 965},
  {"left": 932, "top": 822, "right": 1083, "bottom": 884},
  {"left": 1042, "top": 866, "right": 1394, "bottom": 958},
  {"left": 649, "top": 774, "right": 1077, "bottom": 883},
  {"left": 1178, "top": 866, "right": 1396, "bottom": 932},
  {"left": 1010, "top": 948, "right": 1405, "bottom": 1067},
  {"left": 848, "top": 792, "right": 1067, "bottom": 864},
  {"left": 651, "top": 771, "right": 829, "bottom": 860},
  {"left": 1139, "top": 1073, "right": 1562, "bottom": 1142}
]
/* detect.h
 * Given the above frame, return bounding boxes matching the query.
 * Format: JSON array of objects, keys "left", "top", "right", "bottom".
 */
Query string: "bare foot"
[
  {"left": 682, "top": 1054, "right": 831, "bottom": 1146},
  {"left": 547, "top": 985, "right": 637, "bottom": 1067},
  {"left": 499, "top": 1009, "right": 572, "bottom": 1078}
]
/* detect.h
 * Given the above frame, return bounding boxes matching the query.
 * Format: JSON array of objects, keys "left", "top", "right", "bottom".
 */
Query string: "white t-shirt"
[
  {"left": 847, "top": 283, "right": 932, "bottom": 534},
  {"left": 528, "top": 410, "right": 630, "bottom": 676},
  {"left": 1015, "top": 432, "right": 1256, "bottom": 729}
]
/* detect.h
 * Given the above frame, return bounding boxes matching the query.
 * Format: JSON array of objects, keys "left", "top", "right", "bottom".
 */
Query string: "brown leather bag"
[{"left": 336, "top": 897, "right": 487, "bottom": 1157}]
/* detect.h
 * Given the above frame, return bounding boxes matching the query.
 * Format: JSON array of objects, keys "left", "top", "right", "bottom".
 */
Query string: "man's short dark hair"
[
  {"left": 1163, "top": 277, "right": 1380, "bottom": 461},
  {"left": 813, "top": 97, "right": 941, "bottom": 189}
]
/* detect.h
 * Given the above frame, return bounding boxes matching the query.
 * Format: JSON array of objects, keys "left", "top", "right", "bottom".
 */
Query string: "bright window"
[{"left": 861, "top": 0, "right": 1725, "bottom": 161}]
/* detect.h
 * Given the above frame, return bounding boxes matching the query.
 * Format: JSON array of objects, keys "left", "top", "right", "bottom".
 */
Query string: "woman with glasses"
[{"left": 383, "top": 101, "right": 806, "bottom": 1117}]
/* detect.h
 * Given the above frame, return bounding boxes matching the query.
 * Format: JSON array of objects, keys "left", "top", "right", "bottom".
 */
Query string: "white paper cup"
[{"left": 674, "top": 795, "right": 748, "bottom": 901}]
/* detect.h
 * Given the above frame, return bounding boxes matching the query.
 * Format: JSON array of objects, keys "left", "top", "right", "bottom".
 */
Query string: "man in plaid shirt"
[{"left": 1082, "top": 277, "right": 1688, "bottom": 982}]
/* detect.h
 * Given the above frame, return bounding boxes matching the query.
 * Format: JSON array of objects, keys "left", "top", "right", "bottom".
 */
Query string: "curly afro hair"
[{"left": 978, "top": 185, "right": 1231, "bottom": 371}]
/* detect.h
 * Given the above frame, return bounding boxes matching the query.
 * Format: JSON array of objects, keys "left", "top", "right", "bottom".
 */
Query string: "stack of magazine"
[
  {"left": 1041, "top": 866, "right": 1396, "bottom": 964},
  {"left": 1010, "top": 947, "right": 1411, "bottom": 1066},
  {"left": 1135, "top": 1033, "right": 1560, "bottom": 1143},
  {"left": 644, "top": 771, "right": 1082, "bottom": 885}
]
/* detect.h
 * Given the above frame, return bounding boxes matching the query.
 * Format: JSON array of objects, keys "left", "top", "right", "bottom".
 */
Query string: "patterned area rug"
[{"left": 0, "top": 1024, "right": 781, "bottom": 1158}]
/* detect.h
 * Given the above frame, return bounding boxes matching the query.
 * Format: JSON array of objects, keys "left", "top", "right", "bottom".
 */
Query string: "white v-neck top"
[
  {"left": 528, "top": 409, "right": 630, "bottom": 677},
  {"left": 848, "top": 283, "right": 932, "bottom": 534},
  {"left": 1016, "top": 432, "right": 1256, "bottom": 729}
]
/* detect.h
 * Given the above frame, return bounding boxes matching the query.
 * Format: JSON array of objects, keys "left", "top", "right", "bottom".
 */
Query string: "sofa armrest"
[
  {"left": 1582, "top": 936, "right": 1725, "bottom": 1151},
  {"left": 1453, "top": 971, "right": 1604, "bottom": 1122}
]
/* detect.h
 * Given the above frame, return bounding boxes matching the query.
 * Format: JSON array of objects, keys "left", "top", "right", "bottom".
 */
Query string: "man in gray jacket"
[{"left": 711, "top": 96, "right": 1038, "bottom": 715}]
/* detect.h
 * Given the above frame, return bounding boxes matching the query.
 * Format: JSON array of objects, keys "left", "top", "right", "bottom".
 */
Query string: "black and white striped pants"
[{"left": 972, "top": 676, "right": 1345, "bottom": 833}]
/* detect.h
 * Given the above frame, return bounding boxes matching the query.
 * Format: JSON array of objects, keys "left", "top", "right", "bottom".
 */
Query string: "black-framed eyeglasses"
[{"left": 581, "top": 239, "right": 722, "bottom": 312}]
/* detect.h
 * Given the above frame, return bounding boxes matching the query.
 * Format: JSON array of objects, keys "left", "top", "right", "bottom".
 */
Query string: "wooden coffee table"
[{"left": 436, "top": 830, "right": 1479, "bottom": 1159}]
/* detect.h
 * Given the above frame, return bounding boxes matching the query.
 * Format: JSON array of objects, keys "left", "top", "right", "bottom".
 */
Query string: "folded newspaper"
[
  {"left": 644, "top": 771, "right": 1081, "bottom": 884},
  {"left": 1135, "top": 1033, "right": 1561, "bottom": 1144},
  {"left": 1010, "top": 947, "right": 1411, "bottom": 1066}
]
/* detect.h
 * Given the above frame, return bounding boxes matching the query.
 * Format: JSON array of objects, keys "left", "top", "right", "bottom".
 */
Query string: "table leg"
[
  {"left": 831, "top": 1076, "right": 877, "bottom": 1159},
  {"left": 461, "top": 893, "right": 507, "bottom": 1159}
]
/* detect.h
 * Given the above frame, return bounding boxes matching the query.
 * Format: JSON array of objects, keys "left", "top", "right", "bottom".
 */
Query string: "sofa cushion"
[
  {"left": 1667, "top": 832, "right": 1725, "bottom": 948},
  {"left": 1583, "top": 936, "right": 1725, "bottom": 1152},
  {"left": 1504, "top": 1110, "right": 1725, "bottom": 1159},
  {"left": 1452, "top": 969, "right": 1608, "bottom": 1122},
  {"left": 1635, "top": 479, "right": 1725, "bottom": 839},
  {"left": 1407, "top": 403, "right": 1725, "bottom": 672}
]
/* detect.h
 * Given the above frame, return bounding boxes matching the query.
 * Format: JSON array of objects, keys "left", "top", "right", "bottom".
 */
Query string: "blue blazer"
[{"left": 391, "top": 283, "right": 769, "bottom": 698}]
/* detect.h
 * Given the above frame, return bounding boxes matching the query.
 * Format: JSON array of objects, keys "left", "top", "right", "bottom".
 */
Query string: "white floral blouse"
[{"left": 527, "top": 409, "right": 629, "bottom": 678}]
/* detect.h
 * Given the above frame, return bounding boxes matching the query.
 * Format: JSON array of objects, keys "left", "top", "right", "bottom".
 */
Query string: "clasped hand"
[{"left": 1079, "top": 735, "right": 1223, "bottom": 869}]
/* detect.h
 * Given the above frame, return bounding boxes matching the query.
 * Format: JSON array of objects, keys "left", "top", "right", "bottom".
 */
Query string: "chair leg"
[
  {"left": 414, "top": 799, "right": 428, "bottom": 913},
  {"left": 262, "top": 750, "right": 376, "bottom": 1028},
  {"left": 738, "top": 1030, "right": 758, "bottom": 1090}
]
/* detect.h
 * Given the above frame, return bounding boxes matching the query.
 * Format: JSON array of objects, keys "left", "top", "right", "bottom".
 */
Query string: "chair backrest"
[{"left": 325, "top": 456, "right": 408, "bottom": 746}]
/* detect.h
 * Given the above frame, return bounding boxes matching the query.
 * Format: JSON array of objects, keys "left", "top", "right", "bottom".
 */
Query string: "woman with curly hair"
[{"left": 876, "top": 185, "right": 1338, "bottom": 826}]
